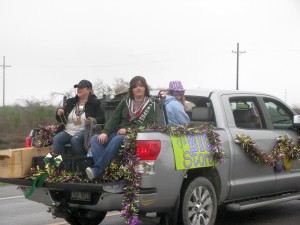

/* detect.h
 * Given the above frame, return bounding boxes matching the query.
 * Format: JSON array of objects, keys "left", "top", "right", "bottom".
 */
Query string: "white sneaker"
[{"left": 86, "top": 167, "right": 95, "bottom": 181}]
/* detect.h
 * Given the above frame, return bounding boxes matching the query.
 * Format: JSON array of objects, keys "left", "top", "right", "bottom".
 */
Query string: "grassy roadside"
[{"left": 0, "top": 131, "right": 27, "bottom": 150}]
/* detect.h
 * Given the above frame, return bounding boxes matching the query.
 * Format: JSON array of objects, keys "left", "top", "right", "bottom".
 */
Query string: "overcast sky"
[{"left": 1, "top": 0, "right": 300, "bottom": 107}]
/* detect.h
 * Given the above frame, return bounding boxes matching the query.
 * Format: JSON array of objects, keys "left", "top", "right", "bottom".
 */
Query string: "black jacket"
[{"left": 56, "top": 94, "right": 105, "bottom": 131}]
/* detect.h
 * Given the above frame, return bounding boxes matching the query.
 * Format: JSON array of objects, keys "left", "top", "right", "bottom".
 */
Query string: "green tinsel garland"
[{"left": 236, "top": 133, "right": 300, "bottom": 167}]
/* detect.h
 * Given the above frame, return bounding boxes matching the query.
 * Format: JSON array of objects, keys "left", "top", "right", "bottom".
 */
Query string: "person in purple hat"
[{"left": 164, "top": 80, "right": 190, "bottom": 125}]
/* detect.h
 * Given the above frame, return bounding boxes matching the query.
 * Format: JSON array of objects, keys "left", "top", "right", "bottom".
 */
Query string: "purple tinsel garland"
[
  {"left": 236, "top": 133, "right": 300, "bottom": 168},
  {"left": 34, "top": 124, "right": 58, "bottom": 148}
]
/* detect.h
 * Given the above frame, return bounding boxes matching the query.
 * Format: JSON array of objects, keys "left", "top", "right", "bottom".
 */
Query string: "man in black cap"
[{"left": 53, "top": 79, "right": 105, "bottom": 156}]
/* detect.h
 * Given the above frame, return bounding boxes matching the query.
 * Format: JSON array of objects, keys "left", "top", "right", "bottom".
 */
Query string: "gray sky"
[{"left": 1, "top": 0, "right": 300, "bottom": 107}]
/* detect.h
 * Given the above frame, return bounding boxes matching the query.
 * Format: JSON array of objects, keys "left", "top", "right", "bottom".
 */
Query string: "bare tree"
[
  {"left": 17, "top": 97, "right": 54, "bottom": 107},
  {"left": 50, "top": 90, "right": 75, "bottom": 107},
  {"left": 93, "top": 79, "right": 114, "bottom": 100},
  {"left": 113, "top": 78, "right": 129, "bottom": 95},
  {"left": 93, "top": 78, "right": 129, "bottom": 100},
  {"left": 293, "top": 107, "right": 300, "bottom": 114}
]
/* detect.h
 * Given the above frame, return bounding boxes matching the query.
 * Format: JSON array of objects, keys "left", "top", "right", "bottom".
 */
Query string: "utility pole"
[
  {"left": 0, "top": 56, "right": 11, "bottom": 107},
  {"left": 232, "top": 43, "right": 246, "bottom": 90}
]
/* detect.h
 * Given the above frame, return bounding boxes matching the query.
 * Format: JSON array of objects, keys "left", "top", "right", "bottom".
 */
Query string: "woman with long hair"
[{"left": 86, "top": 76, "right": 160, "bottom": 180}]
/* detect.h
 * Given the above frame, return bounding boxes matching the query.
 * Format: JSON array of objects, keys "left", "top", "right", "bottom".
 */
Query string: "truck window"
[
  {"left": 230, "top": 98, "right": 263, "bottom": 129},
  {"left": 185, "top": 96, "right": 214, "bottom": 125},
  {"left": 263, "top": 99, "right": 293, "bottom": 129}
]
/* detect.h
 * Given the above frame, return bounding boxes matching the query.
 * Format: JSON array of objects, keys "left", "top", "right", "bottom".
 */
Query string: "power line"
[
  {"left": 0, "top": 56, "right": 11, "bottom": 107},
  {"left": 232, "top": 42, "right": 246, "bottom": 90}
]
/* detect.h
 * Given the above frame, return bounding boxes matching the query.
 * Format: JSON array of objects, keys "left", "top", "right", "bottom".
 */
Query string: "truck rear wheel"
[
  {"left": 179, "top": 177, "right": 217, "bottom": 225},
  {"left": 64, "top": 208, "right": 106, "bottom": 225}
]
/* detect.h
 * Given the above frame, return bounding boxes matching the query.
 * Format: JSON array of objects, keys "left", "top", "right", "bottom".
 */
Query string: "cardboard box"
[{"left": 0, "top": 147, "right": 51, "bottom": 178}]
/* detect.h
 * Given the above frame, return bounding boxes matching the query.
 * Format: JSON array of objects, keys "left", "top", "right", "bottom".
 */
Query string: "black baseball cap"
[{"left": 74, "top": 80, "right": 92, "bottom": 88}]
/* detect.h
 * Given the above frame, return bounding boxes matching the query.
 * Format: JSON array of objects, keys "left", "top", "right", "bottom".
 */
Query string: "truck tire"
[
  {"left": 64, "top": 209, "right": 106, "bottom": 225},
  {"left": 179, "top": 177, "right": 217, "bottom": 225}
]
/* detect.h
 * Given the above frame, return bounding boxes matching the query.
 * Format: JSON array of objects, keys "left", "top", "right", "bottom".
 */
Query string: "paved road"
[
  {"left": 215, "top": 200, "right": 300, "bottom": 225},
  {"left": 0, "top": 184, "right": 152, "bottom": 225},
  {"left": 1, "top": 184, "right": 300, "bottom": 225}
]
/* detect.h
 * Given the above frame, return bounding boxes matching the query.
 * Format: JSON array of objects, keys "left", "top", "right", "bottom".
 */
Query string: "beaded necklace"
[
  {"left": 75, "top": 103, "right": 85, "bottom": 116},
  {"left": 59, "top": 113, "right": 68, "bottom": 126},
  {"left": 128, "top": 97, "right": 146, "bottom": 121},
  {"left": 131, "top": 99, "right": 144, "bottom": 114}
]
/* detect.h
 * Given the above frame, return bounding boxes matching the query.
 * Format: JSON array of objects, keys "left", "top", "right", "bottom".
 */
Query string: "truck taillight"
[
  {"left": 25, "top": 136, "right": 32, "bottom": 148},
  {"left": 136, "top": 141, "right": 161, "bottom": 175},
  {"left": 136, "top": 140, "right": 161, "bottom": 160}
]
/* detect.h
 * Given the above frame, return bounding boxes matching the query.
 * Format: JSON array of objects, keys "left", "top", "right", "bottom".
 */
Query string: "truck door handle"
[{"left": 234, "top": 139, "right": 241, "bottom": 144}]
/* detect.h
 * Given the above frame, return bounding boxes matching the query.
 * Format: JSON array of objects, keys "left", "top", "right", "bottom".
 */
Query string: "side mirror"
[{"left": 293, "top": 115, "right": 300, "bottom": 128}]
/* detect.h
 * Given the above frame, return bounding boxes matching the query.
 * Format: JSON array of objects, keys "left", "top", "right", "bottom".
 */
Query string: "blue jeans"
[
  {"left": 90, "top": 132, "right": 125, "bottom": 178},
  {"left": 53, "top": 130, "right": 86, "bottom": 156}
]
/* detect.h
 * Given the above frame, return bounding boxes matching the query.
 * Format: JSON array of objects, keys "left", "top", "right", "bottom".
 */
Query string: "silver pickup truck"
[{"left": 1, "top": 89, "right": 300, "bottom": 225}]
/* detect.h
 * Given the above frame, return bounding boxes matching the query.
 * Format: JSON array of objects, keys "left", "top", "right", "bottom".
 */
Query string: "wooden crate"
[{"left": 0, "top": 147, "right": 51, "bottom": 178}]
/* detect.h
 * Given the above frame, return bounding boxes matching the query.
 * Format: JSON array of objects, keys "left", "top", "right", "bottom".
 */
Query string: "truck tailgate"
[{"left": 0, "top": 177, "right": 155, "bottom": 194}]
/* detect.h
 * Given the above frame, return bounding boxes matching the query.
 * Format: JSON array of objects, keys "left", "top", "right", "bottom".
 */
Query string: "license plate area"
[
  {"left": 71, "top": 191, "right": 91, "bottom": 201},
  {"left": 50, "top": 190, "right": 101, "bottom": 205}
]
